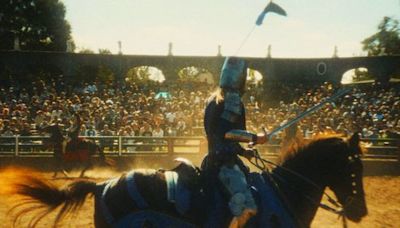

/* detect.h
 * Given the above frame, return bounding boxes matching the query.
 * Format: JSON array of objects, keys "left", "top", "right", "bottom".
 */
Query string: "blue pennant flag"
[{"left": 256, "top": 1, "right": 287, "bottom": 26}]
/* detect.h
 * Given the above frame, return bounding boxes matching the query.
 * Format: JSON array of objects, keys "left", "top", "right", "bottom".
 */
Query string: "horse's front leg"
[
  {"left": 53, "top": 160, "right": 69, "bottom": 178},
  {"left": 53, "top": 143, "right": 69, "bottom": 178},
  {"left": 79, "top": 160, "right": 93, "bottom": 178},
  {"left": 97, "top": 144, "right": 116, "bottom": 167}
]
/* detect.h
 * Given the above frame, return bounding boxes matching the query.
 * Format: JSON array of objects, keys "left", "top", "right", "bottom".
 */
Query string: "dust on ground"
[{"left": 0, "top": 167, "right": 399, "bottom": 228}]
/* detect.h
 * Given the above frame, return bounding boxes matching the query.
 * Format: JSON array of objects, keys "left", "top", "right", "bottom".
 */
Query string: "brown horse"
[
  {"left": 4, "top": 133, "right": 367, "bottom": 227},
  {"left": 65, "top": 137, "right": 111, "bottom": 177},
  {"left": 41, "top": 124, "right": 113, "bottom": 178}
]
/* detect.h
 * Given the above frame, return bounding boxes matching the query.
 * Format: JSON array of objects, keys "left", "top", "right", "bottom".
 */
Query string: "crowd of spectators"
[
  {"left": 0, "top": 75, "right": 399, "bottom": 144},
  {"left": 245, "top": 82, "right": 400, "bottom": 141},
  {"left": 0, "top": 76, "right": 210, "bottom": 140}
]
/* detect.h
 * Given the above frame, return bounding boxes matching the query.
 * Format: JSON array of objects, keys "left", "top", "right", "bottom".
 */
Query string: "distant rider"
[
  {"left": 65, "top": 113, "right": 82, "bottom": 153},
  {"left": 41, "top": 119, "right": 68, "bottom": 177}
]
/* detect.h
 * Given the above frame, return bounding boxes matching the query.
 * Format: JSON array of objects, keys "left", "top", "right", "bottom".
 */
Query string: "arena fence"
[{"left": 0, "top": 136, "right": 398, "bottom": 161}]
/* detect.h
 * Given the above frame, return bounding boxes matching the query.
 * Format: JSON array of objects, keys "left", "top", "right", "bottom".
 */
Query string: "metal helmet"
[{"left": 219, "top": 57, "right": 247, "bottom": 93}]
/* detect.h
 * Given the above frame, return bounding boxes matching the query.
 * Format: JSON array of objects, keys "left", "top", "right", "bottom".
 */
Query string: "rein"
[{"left": 248, "top": 149, "right": 349, "bottom": 227}]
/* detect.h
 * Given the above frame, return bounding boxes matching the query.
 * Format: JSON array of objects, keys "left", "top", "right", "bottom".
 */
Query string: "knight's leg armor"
[{"left": 218, "top": 165, "right": 257, "bottom": 216}]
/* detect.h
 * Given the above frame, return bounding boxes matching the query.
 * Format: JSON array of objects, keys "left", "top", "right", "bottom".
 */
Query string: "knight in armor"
[{"left": 202, "top": 57, "right": 267, "bottom": 227}]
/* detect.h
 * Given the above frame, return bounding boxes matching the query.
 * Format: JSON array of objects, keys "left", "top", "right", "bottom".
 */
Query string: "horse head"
[
  {"left": 273, "top": 132, "right": 369, "bottom": 226},
  {"left": 326, "top": 133, "right": 368, "bottom": 222}
]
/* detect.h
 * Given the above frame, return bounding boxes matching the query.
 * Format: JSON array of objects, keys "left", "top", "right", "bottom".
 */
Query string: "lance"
[{"left": 264, "top": 87, "right": 351, "bottom": 140}]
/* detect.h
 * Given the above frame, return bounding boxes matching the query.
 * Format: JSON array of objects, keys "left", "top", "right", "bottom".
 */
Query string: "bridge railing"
[{"left": 0, "top": 136, "right": 398, "bottom": 161}]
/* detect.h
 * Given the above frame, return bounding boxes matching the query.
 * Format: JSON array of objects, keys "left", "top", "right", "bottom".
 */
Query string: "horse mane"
[{"left": 278, "top": 133, "right": 347, "bottom": 164}]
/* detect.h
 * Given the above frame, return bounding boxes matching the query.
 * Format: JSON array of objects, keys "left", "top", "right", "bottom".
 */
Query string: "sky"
[{"left": 62, "top": 0, "right": 400, "bottom": 58}]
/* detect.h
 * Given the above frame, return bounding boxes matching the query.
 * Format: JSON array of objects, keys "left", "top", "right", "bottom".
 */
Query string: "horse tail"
[{"left": 9, "top": 172, "right": 96, "bottom": 227}]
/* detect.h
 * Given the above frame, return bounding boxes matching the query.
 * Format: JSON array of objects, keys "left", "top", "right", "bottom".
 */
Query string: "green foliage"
[
  {"left": 97, "top": 64, "right": 114, "bottom": 82},
  {"left": 78, "top": 48, "right": 95, "bottom": 54},
  {"left": 178, "top": 66, "right": 200, "bottom": 81},
  {"left": 98, "top": 49, "right": 112, "bottom": 54},
  {"left": 352, "top": 68, "right": 373, "bottom": 82},
  {"left": 74, "top": 64, "right": 115, "bottom": 83},
  {"left": 362, "top": 17, "right": 400, "bottom": 56},
  {"left": 0, "top": 0, "right": 73, "bottom": 51},
  {"left": 247, "top": 68, "right": 256, "bottom": 81},
  {"left": 246, "top": 68, "right": 263, "bottom": 85},
  {"left": 126, "top": 66, "right": 151, "bottom": 82}
]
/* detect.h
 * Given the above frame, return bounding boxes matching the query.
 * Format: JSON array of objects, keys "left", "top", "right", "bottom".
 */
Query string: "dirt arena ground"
[{"left": 0, "top": 168, "right": 399, "bottom": 228}]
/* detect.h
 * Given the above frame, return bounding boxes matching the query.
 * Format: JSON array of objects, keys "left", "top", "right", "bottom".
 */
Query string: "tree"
[
  {"left": 352, "top": 68, "right": 373, "bottom": 82},
  {"left": 178, "top": 66, "right": 200, "bottom": 82},
  {"left": 0, "top": 0, "right": 73, "bottom": 51},
  {"left": 362, "top": 17, "right": 400, "bottom": 56},
  {"left": 74, "top": 64, "right": 115, "bottom": 84},
  {"left": 78, "top": 48, "right": 95, "bottom": 54},
  {"left": 98, "top": 48, "right": 112, "bottom": 54},
  {"left": 126, "top": 66, "right": 151, "bottom": 82},
  {"left": 97, "top": 64, "right": 114, "bottom": 82}
]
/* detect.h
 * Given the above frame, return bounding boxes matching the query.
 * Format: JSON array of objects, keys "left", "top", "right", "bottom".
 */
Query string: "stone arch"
[
  {"left": 247, "top": 68, "right": 264, "bottom": 85},
  {"left": 177, "top": 66, "right": 215, "bottom": 84},
  {"left": 125, "top": 65, "right": 166, "bottom": 83},
  {"left": 169, "top": 57, "right": 222, "bottom": 85},
  {"left": 340, "top": 67, "right": 372, "bottom": 84}
]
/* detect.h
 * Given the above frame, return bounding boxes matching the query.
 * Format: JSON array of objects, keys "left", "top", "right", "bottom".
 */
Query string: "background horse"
[
  {"left": 4, "top": 133, "right": 367, "bottom": 227},
  {"left": 41, "top": 123, "right": 113, "bottom": 178},
  {"left": 65, "top": 135, "right": 110, "bottom": 177}
]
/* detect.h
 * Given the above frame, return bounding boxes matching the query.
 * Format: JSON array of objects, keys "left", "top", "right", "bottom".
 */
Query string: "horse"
[
  {"left": 5, "top": 133, "right": 367, "bottom": 227},
  {"left": 41, "top": 123, "right": 113, "bottom": 178}
]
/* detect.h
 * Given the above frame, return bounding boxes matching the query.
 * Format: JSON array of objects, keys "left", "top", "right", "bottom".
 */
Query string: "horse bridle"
[{"left": 248, "top": 149, "right": 362, "bottom": 228}]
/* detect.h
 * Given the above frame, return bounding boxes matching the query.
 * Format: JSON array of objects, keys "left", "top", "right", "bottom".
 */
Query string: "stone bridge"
[{"left": 0, "top": 50, "right": 399, "bottom": 85}]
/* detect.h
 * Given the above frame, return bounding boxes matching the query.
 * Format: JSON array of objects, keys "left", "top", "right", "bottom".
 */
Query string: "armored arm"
[
  {"left": 225, "top": 129, "right": 268, "bottom": 145},
  {"left": 225, "top": 130, "right": 257, "bottom": 143}
]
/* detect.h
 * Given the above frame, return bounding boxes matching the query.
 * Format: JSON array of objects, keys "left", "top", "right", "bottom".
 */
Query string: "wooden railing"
[
  {"left": 0, "top": 136, "right": 398, "bottom": 161},
  {"left": 0, "top": 136, "right": 206, "bottom": 157}
]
